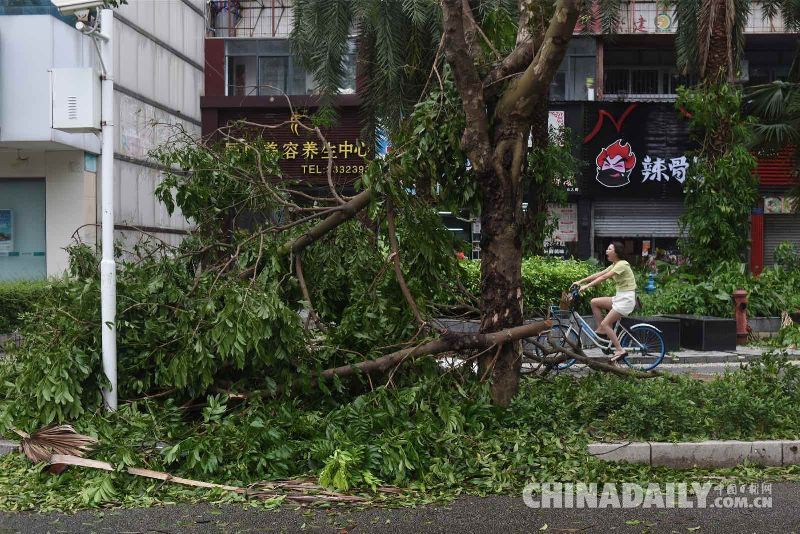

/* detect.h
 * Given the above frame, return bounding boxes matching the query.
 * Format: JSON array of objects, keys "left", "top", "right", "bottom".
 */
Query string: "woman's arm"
[
  {"left": 580, "top": 270, "right": 614, "bottom": 292},
  {"left": 574, "top": 268, "right": 607, "bottom": 286}
]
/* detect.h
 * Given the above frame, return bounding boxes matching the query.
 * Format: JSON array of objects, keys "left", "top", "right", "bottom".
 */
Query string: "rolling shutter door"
[
  {"left": 593, "top": 200, "right": 685, "bottom": 237},
  {"left": 764, "top": 214, "right": 800, "bottom": 266}
]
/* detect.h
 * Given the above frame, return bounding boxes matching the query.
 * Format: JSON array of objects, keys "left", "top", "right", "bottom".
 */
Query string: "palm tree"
[
  {"left": 742, "top": 3, "right": 800, "bottom": 208},
  {"left": 746, "top": 80, "right": 800, "bottom": 209},
  {"left": 673, "top": 0, "right": 751, "bottom": 86},
  {"left": 672, "top": 0, "right": 800, "bottom": 268}
]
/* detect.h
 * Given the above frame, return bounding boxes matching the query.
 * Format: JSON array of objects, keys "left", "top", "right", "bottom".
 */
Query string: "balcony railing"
[
  {"left": 611, "top": 1, "right": 786, "bottom": 34},
  {"left": 207, "top": 0, "right": 791, "bottom": 39},
  {"left": 207, "top": 0, "right": 294, "bottom": 38}
]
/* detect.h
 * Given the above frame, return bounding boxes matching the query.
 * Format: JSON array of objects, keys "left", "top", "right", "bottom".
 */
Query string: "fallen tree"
[{"left": 0, "top": 3, "right": 642, "bottom": 430}]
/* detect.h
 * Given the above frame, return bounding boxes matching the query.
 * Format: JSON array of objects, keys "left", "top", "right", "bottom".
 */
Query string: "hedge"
[
  {"left": 0, "top": 280, "right": 50, "bottom": 333},
  {"left": 638, "top": 262, "right": 800, "bottom": 318},
  {"left": 459, "top": 257, "right": 612, "bottom": 317}
]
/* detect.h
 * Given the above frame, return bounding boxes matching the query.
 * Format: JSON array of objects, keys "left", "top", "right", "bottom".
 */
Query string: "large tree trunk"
[
  {"left": 441, "top": 0, "right": 578, "bottom": 406},
  {"left": 478, "top": 134, "right": 526, "bottom": 407}
]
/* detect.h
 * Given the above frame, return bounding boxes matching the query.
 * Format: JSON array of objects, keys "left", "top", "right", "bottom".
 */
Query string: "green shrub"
[
  {"left": 638, "top": 262, "right": 800, "bottom": 317},
  {"left": 459, "top": 256, "right": 612, "bottom": 317},
  {"left": 0, "top": 280, "right": 50, "bottom": 333},
  {"left": 4, "top": 356, "right": 800, "bottom": 511},
  {"left": 774, "top": 241, "right": 800, "bottom": 272},
  {"left": 771, "top": 323, "right": 800, "bottom": 348}
]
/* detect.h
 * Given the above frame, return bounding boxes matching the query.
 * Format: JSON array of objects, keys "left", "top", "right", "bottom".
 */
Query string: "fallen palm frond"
[
  {"left": 247, "top": 478, "right": 403, "bottom": 502},
  {"left": 48, "top": 454, "right": 373, "bottom": 503},
  {"left": 13, "top": 425, "right": 98, "bottom": 463}
]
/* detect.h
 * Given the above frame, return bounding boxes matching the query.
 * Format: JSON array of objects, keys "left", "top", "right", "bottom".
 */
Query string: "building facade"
[
  {"left": 0, "top": 0, "right": 203, "bottom": 281},
  {"left": 201, "top": 1, "right": 797, "bottom": 270},
  {"left": 201, "top": 0, "right": 364, "bottom": 194},
  {"left": 544, "top": 3, "right": 797, "bottom": 270}
]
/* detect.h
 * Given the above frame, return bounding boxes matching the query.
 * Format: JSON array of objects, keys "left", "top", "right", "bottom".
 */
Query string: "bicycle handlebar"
[{"left": 568, "top": 284, "right": 581, "bottom": 300}]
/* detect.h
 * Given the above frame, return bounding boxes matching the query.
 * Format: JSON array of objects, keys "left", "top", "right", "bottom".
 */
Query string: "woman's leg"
[
  {"left": 590, "top": 297, "right": 613, "bottom": 333},
  {"left": 600, "top": 309, "right": 625, "bottom": 355}
]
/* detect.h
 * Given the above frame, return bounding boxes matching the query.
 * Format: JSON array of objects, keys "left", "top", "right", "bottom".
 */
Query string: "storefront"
[
  {"left": 763, "top": 196, "right": 800, "bottom": 266},
  {"left": 751, "top": 149, "right": 799, "bottom": 270},
  {"left": 592, "top": 199, "right": 684, "bottom": 262},
  {"left": 580, "top": 102, "right": 692, "bottom": 263},
  {"left": 0, "top": 178, "right": 46, "bottom": 281}
]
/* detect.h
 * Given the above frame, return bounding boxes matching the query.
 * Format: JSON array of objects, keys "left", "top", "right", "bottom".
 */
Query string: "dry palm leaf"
[{"left": 13, "top": 424, "right": 98, "bottom": 463}]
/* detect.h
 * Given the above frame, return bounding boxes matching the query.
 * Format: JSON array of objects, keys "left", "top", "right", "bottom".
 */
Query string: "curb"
[
  {"left": 0, "top": 439, "right": 20, "bottom": 457},
  {"left": 589, "top": 440, "right": 800, "bottom": 468},
  {"left": 576, "top": 352, "right": 800, "bottom": 365}
]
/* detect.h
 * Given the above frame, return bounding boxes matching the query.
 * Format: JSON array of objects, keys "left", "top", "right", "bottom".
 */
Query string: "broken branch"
[
  {"left": 277, "top": 189, "right": 373, "bottom": 257},
  {"left": 320, "top": 320, "right": 551, "bottom": 380},
  {"left": 386, "top": 199, "right": 424, "bottom": 325}
]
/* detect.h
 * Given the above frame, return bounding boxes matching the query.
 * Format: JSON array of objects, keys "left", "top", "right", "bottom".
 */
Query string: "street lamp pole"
[
  {"left": 51, "top": 3, "right": 117, "bottom": 411},
  {"left": 98, "top": 8, "right": 117, "bottom": 411}
]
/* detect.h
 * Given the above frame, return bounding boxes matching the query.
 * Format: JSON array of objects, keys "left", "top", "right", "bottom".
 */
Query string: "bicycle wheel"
[
  {"left": 536, "top": 324, "right": 581, "bottom": 370},
  {"left": 619, "top": 324, "right": 666, "bottom": 371}
]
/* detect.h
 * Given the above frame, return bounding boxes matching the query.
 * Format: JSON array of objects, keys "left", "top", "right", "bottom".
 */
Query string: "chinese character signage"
[
  {"left": 544, "top": 203, "right": 577, "bottom": 257},
  {"left": 0, "top": 210, "right": 13, "bottom": 253},
  {"left": 548, "top": 109, "right": 578, "bottom": 193},
  {"left": 217, "top": 105, "right": 370, "bottom": 185},
  {"left": 582, "top": 102, "right": 693, "bottom": 198}
]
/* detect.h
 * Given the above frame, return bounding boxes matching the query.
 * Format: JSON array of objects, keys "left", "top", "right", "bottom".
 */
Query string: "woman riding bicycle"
[{"left": 572, "top": 240, "right": 636, "bottom": 362}]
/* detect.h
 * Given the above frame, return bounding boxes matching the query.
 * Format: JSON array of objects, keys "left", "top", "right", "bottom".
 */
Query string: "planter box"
[
  {"left": 620, "top": 316, "right": 680, "bottom": 352},
  {"left": 663, "top": 314, "right": 736, "bottom": 351},
  {"left": 749, "top": 317, "right": 782, "bottom": 334}
]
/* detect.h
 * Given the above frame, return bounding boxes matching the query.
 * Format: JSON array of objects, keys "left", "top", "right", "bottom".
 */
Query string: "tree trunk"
[
  {"left": 478, "top": 135, "right": 526, "bottom": 407},
  {"left": 440, "top": 0, "right": 578, "bottom": 406},
  {"left": 704, "top": 0, "right": 730, "bottom": 85},
  {"left": 702, "top": 0, "right": 733, "bottom": 161}
]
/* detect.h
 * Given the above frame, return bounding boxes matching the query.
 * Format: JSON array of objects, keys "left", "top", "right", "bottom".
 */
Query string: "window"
[
  {"left": 631, "top": 70, "right": 659, "bottom": 94},
  {"left": 604, "top": 67, "right": 688, "bottom": 97},
  {"left": 550, "top": 71, "right": 566, "bottom": 100},
  {"left": 228, "top": 56, "right": 257, "bottom": 96},
  {"left": 227, "top": 55, "right": 309, "bottom": 96},
  {"left": 663, "top": 72, "right": 696, "bottom": 94},
  {"left": 258, "top": 57, "right": 289, "bottom": 95},
  {"left": 225, "top": 39, "right": 356, "bottom": 97},
  {"left": 605, "top": 69, "right": 630, "bottom": 94},
  {"left": 340, "top": 52, "right": 357, "bottom": 94},
  {"left": 746, "top": 65, "right": 790, "bottom": 85}
]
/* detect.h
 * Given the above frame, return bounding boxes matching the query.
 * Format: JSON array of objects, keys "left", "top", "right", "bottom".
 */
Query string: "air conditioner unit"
[{"left": 51, "top": 68, "right": 101, "bottom": 133}]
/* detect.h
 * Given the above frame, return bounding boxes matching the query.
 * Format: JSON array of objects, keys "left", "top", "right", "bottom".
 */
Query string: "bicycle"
[{"left": 535, "top": 285, "right": 666, "bottom": 371}]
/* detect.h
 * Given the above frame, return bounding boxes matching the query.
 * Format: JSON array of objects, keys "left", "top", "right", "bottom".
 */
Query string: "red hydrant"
[{"left": 732, "top": 289, "right": 749, "bottom": 345}]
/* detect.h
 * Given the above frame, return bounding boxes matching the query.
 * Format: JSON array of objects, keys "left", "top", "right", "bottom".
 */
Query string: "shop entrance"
[{"left": 0, "top": 178, "right": 46, "bottom": 281}]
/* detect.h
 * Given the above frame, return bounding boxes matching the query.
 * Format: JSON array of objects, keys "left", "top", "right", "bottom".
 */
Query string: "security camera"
[{"left": 50, "top": 0, "right": 105, "bottom": 15}]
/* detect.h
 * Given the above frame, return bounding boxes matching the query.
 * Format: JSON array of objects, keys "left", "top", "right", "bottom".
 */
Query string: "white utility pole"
[
  {"left": 98, "top": 8, "right": 117, "bottom": 411},
  {"left": 51, "top": 2, "right": 118, "bottom": 411}
]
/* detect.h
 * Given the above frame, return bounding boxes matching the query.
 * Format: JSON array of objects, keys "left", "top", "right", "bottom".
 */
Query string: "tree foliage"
[
  {"left": 0, "top": 123, "right": 472, "bottom": 427},
  {"left": 677, "top": 85, "right": 759, "bottom": 270}
]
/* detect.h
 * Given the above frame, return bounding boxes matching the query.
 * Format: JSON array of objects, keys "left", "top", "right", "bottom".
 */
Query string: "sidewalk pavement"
[{"left": 581, "top": 344, "right": 800, "bottom": 364}]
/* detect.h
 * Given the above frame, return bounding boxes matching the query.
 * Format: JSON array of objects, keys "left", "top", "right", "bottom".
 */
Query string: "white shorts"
[{"left": 611, "top": 291, "right": 636, "bottom": 316}]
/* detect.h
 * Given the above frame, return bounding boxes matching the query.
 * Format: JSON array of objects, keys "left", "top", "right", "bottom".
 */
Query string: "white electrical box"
[{"left": 51, "top": 68, "right": 101, "bottom": 133}]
